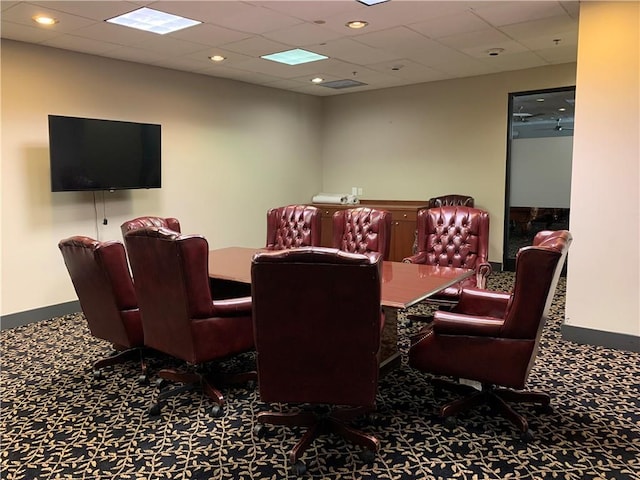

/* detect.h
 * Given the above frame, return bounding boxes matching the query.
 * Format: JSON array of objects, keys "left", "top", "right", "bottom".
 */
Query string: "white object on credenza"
[{"left": 312, "top": 193, "right": 360, "bottom": 205}]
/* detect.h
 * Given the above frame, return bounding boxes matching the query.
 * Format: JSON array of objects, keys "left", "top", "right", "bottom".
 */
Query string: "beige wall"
[
  {"left": 321, "top": 63, "right": 577, "bottom": 262},
  {"left": 566, "top": 1, "right": 640, "bottom": 337},
  {"left": 1, "top": 40, "right": 323, "bottom": 316}
]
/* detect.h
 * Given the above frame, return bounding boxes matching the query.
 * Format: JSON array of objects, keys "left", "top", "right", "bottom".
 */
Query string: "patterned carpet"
[{"left": 2, "top": 273, "right": 639, "bottom": 480}]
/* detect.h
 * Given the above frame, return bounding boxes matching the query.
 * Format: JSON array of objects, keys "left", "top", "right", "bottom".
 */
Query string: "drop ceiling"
[{"left": 0, "top": 0, "right": 580, "bottom": 96}]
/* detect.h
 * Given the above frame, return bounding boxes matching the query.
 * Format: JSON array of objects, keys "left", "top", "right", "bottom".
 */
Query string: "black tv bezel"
[{"left": 48, "top": 115, "right": 162, "bottom": 192}]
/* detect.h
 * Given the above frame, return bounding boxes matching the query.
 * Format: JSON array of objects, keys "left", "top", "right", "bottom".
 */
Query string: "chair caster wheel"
[
  {"left": 291, "top": 460, "right": 306, "bottom": 476},
  {"left": 211, "top": 404, "right": 223, "bottom": 417},
  {"left": 93, "top": 370, "right": 104, "bottom": 380},
  {"left": 520, "top": 429, "right": 534, "bottom": 443},
  {"left": 360, "top": 448, "right": 376, "bottom": 463},
  {"left": 148, "top": 404, "right": 161, "bottom": 417},
  {"left": 138, "top": 374, "right": 149, "bottom": 385},
  {"left": 253, "top": 424, "right": 264, "bottom": 437},
  {"left": 536, "top": 404, "right": 553, "bottom": 415},
  {"left": 155, "top": 378, "right": 167, "bottom": 389},
  {"left": 443, "top": 416, "right": 456, "bottom": 429}
]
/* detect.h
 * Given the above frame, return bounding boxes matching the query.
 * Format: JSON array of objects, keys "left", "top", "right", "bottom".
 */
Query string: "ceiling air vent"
[{"left": 320, "top": 79, "right": 368, "bottom": 89}]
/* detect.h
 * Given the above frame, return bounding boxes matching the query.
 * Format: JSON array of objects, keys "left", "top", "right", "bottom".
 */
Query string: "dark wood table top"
[{"left": 208, "top": 247, "right": 473, "bottom": 309}]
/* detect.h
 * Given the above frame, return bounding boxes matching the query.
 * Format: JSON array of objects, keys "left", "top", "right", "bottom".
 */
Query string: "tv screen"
[{"left": 48, "top": 115, "right": 161, "bottom": 192}]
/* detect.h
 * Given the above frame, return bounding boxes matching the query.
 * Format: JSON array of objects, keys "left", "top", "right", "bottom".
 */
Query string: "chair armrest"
[
  {"left": 403, "top": 252, "right": 428, "bottom": 263},
  {"left": 475, "top": 262, "right": 493, "bottom": 289},
  {"left": 212, "top": 296, "right": 252, "bottom": 316},
  {"left": 453, "top": 287, "right": 510, "bottom": 317},
  {"left": 433, "top": 311, "right": 504, "bottom": 336}
]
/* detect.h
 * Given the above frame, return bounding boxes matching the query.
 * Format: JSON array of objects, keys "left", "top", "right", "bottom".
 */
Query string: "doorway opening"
[{"left": 503, "top": 86, "right": 575, "bottom": 271}]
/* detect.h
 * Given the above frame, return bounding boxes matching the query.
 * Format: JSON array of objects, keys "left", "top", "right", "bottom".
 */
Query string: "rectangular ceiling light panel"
[
  {"left": 357, "top": 0, "right": 390, "bottom": 5},
  {"left": 261, "top": 48, "right": 328, "bottom": 66},
  {"left": 106, "top": 7, "right": 201, "bottom": 35}
]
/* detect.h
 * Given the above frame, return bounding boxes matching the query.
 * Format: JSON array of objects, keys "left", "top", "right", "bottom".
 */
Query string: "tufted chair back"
[
  {"left": 403, "top": 206, "right": 491, "bottom": 303},
  {"left": 332, "top": 207, "right": 392, "bottom": 260},
  {"left": 428, "top": 194, "right": 475, "bottom": 209},
  {"left": 120, "top": 216, "right": 181, "bottom": 237},
  {"left": 415, "top": 206, "right": 489, "bottom": 269},
  {"left": 266, "top": 205, "right": 321, "bottom": 250}
]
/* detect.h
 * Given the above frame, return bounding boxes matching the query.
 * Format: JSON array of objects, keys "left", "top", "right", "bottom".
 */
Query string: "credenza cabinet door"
[{"left": 390, "top": 209, "right": 418, "bottom": 262}]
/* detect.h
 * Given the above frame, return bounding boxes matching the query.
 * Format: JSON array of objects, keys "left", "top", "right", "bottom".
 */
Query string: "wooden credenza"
[{"left": 313, "top": 200, "right": 429, "bottom": 262}]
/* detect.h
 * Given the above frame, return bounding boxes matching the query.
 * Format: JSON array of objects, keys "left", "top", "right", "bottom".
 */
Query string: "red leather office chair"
[
  {"left": 265, "top": 205, "right": 321, "bottom": 250},
  {"left": 404, "top": 206, "right": 491, "bottom": 312},
  {"left": 428, "top": 194, "right": 475, "bottom": 208},
  {"left": 120, "top": 216, "right": 181, "bottom": 236},
  {"left": 251, "top": 247, "right": 384, "bottom": 475},
  {"left": 58, "top": 236, "right": 146, "bottom": 381},
  {"left": 332, "top": 207, "right": 392, "bottom": 260},
  {"left": 409, "top": 230, "right": 572, "bottom": 441},
  {"left": 124, "top": 227, "right": 255, "bottom": 417}
]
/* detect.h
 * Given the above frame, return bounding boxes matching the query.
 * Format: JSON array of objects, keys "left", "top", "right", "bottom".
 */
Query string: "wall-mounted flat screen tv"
[{"left": 49, "top": 115, "right": 161, "bottom": 192}]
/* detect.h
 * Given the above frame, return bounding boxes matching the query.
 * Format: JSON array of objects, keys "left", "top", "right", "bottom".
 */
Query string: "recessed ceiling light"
[
  {"left": 106, "top": 7, "right": 201, "bottom": 35},
  {"left": 33, "top": 15, "right": 58, "bottom": 26},
  {"left": 558, "top": 107, "right": 567, "bottom": 112},
  {"left": 486, "top": 48, "right": 504, "bottom": 56},
  {"left": 357, "top": 0, "right": 390, "bottom": 5},
  {"left": 261, "top": 48, "right": 328, "bottom": 66},
  {"left": 536, "top": 98, "right": 545, "bottom": 102},
  {"left": 311, "top": 77, "right": 324, "bottom": 84},
  {"left": 346, "top": 20, "right": 369, "bottom": 29},
  {"left": 209, "top": 55, "right": 226, "bottom": 62}
]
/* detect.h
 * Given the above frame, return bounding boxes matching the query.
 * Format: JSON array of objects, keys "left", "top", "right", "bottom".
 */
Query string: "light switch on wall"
[{"left": 351, "top": 187, "right": 358, "bottom": 195}]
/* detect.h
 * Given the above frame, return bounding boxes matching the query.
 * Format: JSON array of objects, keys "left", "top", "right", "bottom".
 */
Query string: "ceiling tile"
[
  {"left": 437, "top": 27, "right": 512, "bottom": 50},
  {"left": 0, "top": 20, "right": 60, "bottom": 43},
  {"left": 367, "top": 58, "right": 450, "bottom": 83},
  {"left": 408, "top": 10, "right": 491, "bottom": 39},
  {"left": 257, "top": 1, "right": 363, "bottom": 22},
  {"left": 169, "top": 22, "right": 252, "bottom": 46},
  {"left": 470, "top": 1, "right": 568, "bottom": 27},
  {"left": 134, "top": 35, "right": 208, "bottom": 56},
  {"left": 183, "top": 47, "right": 254, "bottom": 66},
  {"left": 534, "top": 44, "right": 579, "bottom": 64},
  {"left": 231, "top": 56, "right": 330, "bottom": 79},
  {"left": 70, "top": 20, "right": 156, "bottom": 46},
  {"left": 477, "top": 50, "right": 547, "bottom": 70},
  {"left": 313, "top": 38, "right": 399, "bottom": 66},
  {"left": 262, "top": 21, "right": 343, "bottom": 46},
  {"left": 42, "top": 34, "right": 120, "bottom": 55},
  {"left": 220, "top": 36, "right": 290, "bottom": 57},
  {"left": 102, "top": 45, "right": 168, "bottom": 64},
  {"left": 1, "top": 2, "right": 96, "bottom": 31},
  {"left": 30, "top": 1, "right": 139, "bottom": 21}
]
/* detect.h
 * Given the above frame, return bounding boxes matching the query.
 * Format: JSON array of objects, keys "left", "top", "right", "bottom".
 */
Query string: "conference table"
[{"left": 208, "top": 247, "right": 473, "bottom": 372}]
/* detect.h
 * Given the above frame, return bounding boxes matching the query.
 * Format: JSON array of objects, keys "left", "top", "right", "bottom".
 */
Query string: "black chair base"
[
  {"left": 149, "top": 368, "right": 257, "bottom": 417},
  {"left": 432, "top": 378, "right": 550, "bottom": 441},
  {"left": 255, "top": 405, "right": 379, "bottom": 473}
]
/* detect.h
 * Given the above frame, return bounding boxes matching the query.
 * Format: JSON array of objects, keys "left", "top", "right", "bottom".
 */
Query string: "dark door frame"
[{"left": 503, "top": 85, "right": 575, "bottom": 271}]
